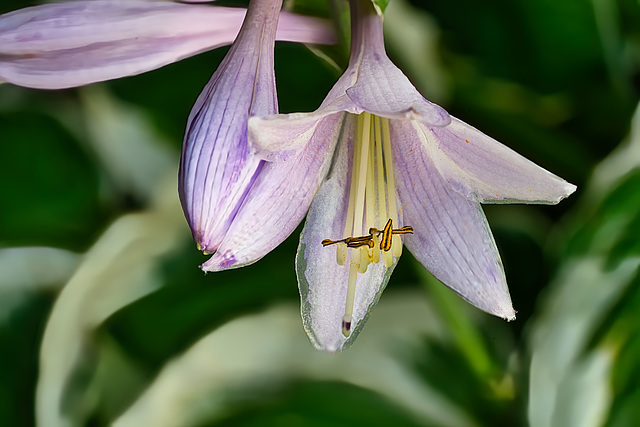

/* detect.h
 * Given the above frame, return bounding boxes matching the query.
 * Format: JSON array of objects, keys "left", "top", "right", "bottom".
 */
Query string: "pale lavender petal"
[
  {"left": 343, "top": 0, "right": 450, "bottom": 127},
  {"left": 277, "top": 13, "right": 335, "bottom": 45},
  {"left": 0, "top": 1, "right": 334, "bottom": 89},
  {"left": 390, "top": 120, "right": 515, "bottom": 320},
  {"left": 246, "top": 68, "right": 363, "bottom": 162},
  {"left": 248, "top": 109, "right": 349, "bottom": 161},
  {"left": 296, "top": 116, "right": 398, "bottom": 352},
  {"left": 201, "top": 113, "right": 344, "bottom": 271},
  {"left": 345, "top": 53, "right": 450, "bottom": 127},
  {"left": 179, "top": 0, "right": 279, "bottom": 254},
  {"left": 427, "top": 117, "right": 577, "bottom": 204}
]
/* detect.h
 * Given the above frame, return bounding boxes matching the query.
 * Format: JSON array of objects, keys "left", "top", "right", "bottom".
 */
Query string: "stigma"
[{"left": 320, "top": 112, "right": 412, "bottom": 338}]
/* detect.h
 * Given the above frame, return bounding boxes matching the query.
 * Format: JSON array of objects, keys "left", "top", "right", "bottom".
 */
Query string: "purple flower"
[
  {"left": 208, "top": 0, "right": 576, "bottom": 351},
  {"left": 0, "top": 0, "right": 332, "bottom": 89},
  {"left": 178, "top": 0, "right": 283, "bottom": 255},
  {"left": 0, "top": 0, "right": 333, "bottom": 259},
  {"left": 1, "top": 0, "right": 576, "bottom": 353}
]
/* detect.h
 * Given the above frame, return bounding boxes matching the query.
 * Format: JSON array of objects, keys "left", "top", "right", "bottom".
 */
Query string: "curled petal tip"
[
  {"left": 407, "top": 103, "right": 451, "bottom": 128},
  {"left": 201, "top": 252, "right": 238, "bottom": 272}
]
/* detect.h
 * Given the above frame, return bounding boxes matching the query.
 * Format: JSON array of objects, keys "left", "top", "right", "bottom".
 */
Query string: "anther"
[{"left": 321, "top": 219, "right": 413, "bottom": 252}]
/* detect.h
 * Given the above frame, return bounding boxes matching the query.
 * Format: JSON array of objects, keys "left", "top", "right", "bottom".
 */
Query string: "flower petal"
[
  {"left": 201, "top": 113, "right": 344, "bottom": 271},
  {"left": 247, "top": 66, "right": 371, "bottom": 162},
  {"left": 179, "top": 0, "right": 279, "bottom": 254},
  {"left": 296, "top": 116, "right": 398, "bottom": 352},
  {"left": 0, "top": 1, "right": 334, "bottom": 89},
  {"left": 390, "top": 120, "right": 515, "bottom": 320},
  {"left": 345, "top": 54, "right": 450, "bottom": 127},
  {"left": 342, "top": 0, "right": 450, "bottom": 127},
  {"left": 427, "top": 117, "right": 577, "bottom": 204},
  {"left": 277, "top": 12, "right": 335, "bottom": 46},
  {"left": 247, "top": 111, "right": 338, "bottom": 162}
]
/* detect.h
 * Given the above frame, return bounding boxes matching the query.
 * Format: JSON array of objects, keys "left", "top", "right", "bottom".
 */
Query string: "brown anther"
[{"left": 322, "top": 218, "right": 413, "bottom": 252}]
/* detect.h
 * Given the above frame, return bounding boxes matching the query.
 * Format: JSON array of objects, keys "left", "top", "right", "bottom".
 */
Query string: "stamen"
[
  {"left": 319, "top": 112, "right": 415, "bottom": 338},
  {"left": 392, "top": 226, "right": 414, "bottom": 235},
  {"left": 353, "top": 113, "right": 371, "bottom": 273},
  {"left": 345, "top": 235, "right": 374, "bottom": 244},
  {"left": 323, "top": 223, "right": 412, "bottom": 250},
  {"left": 323, "top": 234, "right": 375, "bottom": 248},
  {"left": 373, "top": 116, "right": 385, "bottom": 265},
  {"left": 339, "top": 116, "right": 363, "bottom": 266},
  {"left": 364, "top": 116, "right": 376, "bottom": 267},
  {"left": 379, "top": 218, "right": 394, "bottom": 252},
  {"left": 346, "top": 239, "right": 374, "bottom": 249},
  {"left": 381, "top": 119, "right": 402, "bottom": 259}
]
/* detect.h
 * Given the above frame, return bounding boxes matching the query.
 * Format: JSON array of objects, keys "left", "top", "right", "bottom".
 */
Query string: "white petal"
[{"left": 296, "top": 116, "right": 399, "bottom": 352}]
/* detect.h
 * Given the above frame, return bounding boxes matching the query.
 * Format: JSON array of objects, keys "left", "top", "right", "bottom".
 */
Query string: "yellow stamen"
[{"left": 319, "top": 112, "right": 414, "bottom": 337}]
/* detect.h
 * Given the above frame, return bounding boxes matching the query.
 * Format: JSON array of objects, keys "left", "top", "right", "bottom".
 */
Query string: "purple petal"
[
  {"left": 201, "top": 113, "right": 343, "bottom": 271},
  {"left": 179, "top": 0, "right": 279, "bottom": 254},
  {"left": 390, "top": 120, "right": 515, "bottom": 320},
  {"left": 277, "top": 13, "right": 335, "bottom": 46},
  {"left": 248, "top": 111, "right": 337, "bottom": 162},
  {"left": 428, "top": 117, "right": 577, "bottom": 204},
  {"left": 342, "top": 0, "right": 450, "bottom": 127},
  {"left": 245, "top": 73, "right": 367, "bottom": 163},
  {"left": 0, "top": 1, "right": 334, "bottom": 89},
  {"left": 296, "top": 115, "right": 399, "bottom": 352},
  {"left": 345, "top": 55, "right": 450, "bottom": 127}
]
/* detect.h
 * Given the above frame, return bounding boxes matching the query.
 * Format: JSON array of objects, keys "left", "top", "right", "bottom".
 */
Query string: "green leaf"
[
  {"left": 527, "top": 105, "right": 640, "bottom": 427},
  {"left": 0, "top": 111, "right": 102, "bottom": 250},
  {"left": 372, "top": 0, "right": 390, "bottom": 14},
  {"left": 212, "top": 380, "right": 425, "bottom": 427}
]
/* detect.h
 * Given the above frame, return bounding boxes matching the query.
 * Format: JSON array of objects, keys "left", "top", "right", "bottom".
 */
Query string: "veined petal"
[
  {"left": 247, "top": 63, "right": 369, "bottom": 162},
  {"left": 427, "top": 117, "right": 577, "bottom": 204},
  {"left": 179, "top": 0, "right": 280, "bottom": 254},
  {"left": 346, "top": 62, "right": 450, "bottom": 128},
  {"left": 201, "top": 113, "right": 344, "bottom": 271},
  {"left": 390, "top": 120, "right": 515, "bottom": 320},
  {"left": 343, "top": 0, "right": 450, "bottom": 127},
  {"left": 0, "top": 1, "right": 334, "bottom": 89},
  {"left": 297, "top": 116, "right": 398, "bottom": 352},
  {"left": 248, "top": 110, "right": 345, "bottom": 162}
]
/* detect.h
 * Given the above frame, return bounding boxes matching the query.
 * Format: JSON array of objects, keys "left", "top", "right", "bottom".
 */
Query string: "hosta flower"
[
  {"left": 0, "top": 0, "right": 332, "bottom": 89},
  {"left": 208, "top": 0, "right": 576, "bottom": 352},
  {"left": 178, "top": 0, "right": 283, "bottom": 254},
  {"left": 0, "top": 0, "right": 332, "bottom": 255}
]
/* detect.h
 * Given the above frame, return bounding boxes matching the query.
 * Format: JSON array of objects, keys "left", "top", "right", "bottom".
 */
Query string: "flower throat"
[{"left": 321, "top": 112, "right": 413, "bottom": 337}]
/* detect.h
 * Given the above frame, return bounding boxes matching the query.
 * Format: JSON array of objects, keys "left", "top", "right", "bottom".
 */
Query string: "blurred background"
[{"left": 1, "top": 0, "right": 640, "bottom": 425}]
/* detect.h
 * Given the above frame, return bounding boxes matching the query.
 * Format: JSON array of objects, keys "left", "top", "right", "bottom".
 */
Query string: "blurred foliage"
[{"left": 1, "top": 0, "right": 640, "bottom": 426}]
